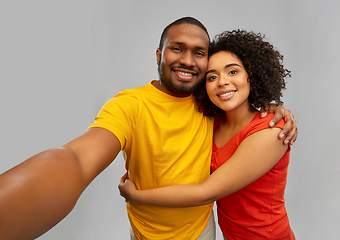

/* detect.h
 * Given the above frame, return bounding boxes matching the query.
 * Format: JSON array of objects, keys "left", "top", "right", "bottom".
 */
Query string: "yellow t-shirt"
[{"left": 89, "top": 81, "right": 214, "bottom": 239}]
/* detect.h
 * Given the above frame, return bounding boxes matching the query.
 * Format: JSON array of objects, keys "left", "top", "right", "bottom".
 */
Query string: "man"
[{"left": 0, "top": 17, "right": 297, "bottom": 240}]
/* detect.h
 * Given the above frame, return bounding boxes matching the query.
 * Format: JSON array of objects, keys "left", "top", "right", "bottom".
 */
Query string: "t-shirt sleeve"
[{"left": 89, "top": 90, "right": 140, "bottom": 150}]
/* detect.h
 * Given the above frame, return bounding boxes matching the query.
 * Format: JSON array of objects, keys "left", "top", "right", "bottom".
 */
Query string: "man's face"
[{"left": 156, "top": 24, "right": 209, "bottom": 97}]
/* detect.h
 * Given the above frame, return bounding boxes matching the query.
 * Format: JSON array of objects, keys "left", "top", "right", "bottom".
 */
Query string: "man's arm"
[{"left": 0, "top": 127, "right": 121, "bottom": 240}]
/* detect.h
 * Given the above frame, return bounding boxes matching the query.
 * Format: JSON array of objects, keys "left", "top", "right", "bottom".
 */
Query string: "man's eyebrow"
[
  {"left": 205, "top": 63, "right": 242, "bottom": 76},
  {"left": 170, "top": 41, "right": 208, "bottom": 51},
  {"left": 170, "top": 41, "right": 185, "bottom": 45},
  {"left": 196, "top": 46, "right": 208, "bottom": 51}
]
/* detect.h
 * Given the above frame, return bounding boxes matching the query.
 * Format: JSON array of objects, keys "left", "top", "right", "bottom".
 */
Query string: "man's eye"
[
  {"left": 173, "top": 47, "right": 182, "bottom": 52},
  {"left": 195, "top": 52, "right": 205, "bottom": 57}
]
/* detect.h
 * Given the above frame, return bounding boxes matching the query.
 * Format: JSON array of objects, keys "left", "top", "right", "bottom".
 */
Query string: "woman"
[{"left": 119, "top": 30, "right": 295, "bottom": 239}]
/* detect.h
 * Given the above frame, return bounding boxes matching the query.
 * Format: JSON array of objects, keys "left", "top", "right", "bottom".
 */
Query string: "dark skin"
[
  {"left": 0, "top": 23, "right": 297, "bottom": 240},
  {"left": 261, "top": 104, "right": 297, "bottom": 144},
  {"left": 0, "top": 128, "right": 121, "bottom": 239}
]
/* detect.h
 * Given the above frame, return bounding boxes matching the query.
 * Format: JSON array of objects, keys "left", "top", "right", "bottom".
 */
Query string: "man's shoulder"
[
  {"left": 101, "top": 83, "right": 155, "bottom": 111},
  {"left": 115, "top": 82, "right": 153, "bottom": 98}
]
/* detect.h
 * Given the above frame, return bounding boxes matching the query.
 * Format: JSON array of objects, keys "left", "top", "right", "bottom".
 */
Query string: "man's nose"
[{"left": 179, "top": 52, "right": 195, "bottom": 67}]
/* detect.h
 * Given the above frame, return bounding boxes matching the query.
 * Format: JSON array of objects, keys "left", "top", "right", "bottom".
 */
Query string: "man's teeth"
[
  {"left": 176, "top": 71, "right": 193, "bottom": 76},
  {"left": 219, "top": 92, "right": 235, "bottom": 97}
]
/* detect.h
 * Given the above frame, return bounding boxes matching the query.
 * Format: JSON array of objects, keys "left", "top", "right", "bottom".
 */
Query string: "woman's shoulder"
[{"left": 242, "top": 112, "right": 284, "bottom": 137}]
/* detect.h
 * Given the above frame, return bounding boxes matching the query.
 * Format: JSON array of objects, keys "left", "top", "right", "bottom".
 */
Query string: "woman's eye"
[
  {"left": 229, "top": 70, "right": 237, "bottom": 75},
  {"left": 207, "top": 75, "right": 217, "bottom": 81}
]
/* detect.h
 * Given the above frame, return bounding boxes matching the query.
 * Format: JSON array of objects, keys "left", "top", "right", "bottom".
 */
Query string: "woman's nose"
[{"left": 218, "top": 75, "right": 229, "bottom": 87}]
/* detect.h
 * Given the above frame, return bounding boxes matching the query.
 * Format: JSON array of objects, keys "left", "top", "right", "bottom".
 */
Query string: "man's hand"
[{"left": 260, "top": 104, "right": 298, "bottom": 145}]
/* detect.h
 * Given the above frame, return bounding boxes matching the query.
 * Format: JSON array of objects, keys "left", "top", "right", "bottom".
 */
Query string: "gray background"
[{"left": 1, "top": 0, "right": 339, "bottom": 239}]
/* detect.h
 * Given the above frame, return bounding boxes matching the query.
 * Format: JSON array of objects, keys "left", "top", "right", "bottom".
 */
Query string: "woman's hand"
[
  {"left": 260, "top": 104, "right": 298, "bottom": 145},
  {"left": 118, "top": 172, "right": 138, "bottom": 203}
]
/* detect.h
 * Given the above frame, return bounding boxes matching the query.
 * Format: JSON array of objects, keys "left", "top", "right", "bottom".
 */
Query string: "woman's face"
[{"left": 205, "top": 51, "right": 250, "bottom": 113}]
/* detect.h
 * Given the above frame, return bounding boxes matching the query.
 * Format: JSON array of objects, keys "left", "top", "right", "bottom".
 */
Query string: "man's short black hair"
[{"left": 158, "top": 17, "right": 210, "bottom": 51}]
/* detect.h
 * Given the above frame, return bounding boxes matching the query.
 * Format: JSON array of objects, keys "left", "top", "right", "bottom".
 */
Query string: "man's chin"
[
  {"left": 159, "top": 73, "right": 202, "bottom": 96},
  {"left": 176, "top": 87, "right": 197, "bottom": 96}
]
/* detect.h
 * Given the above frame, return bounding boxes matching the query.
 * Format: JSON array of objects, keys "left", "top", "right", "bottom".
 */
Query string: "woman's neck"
[
  {"left": 224, "top": 105, "right": 258, "bottom": 130},
  {"left": 214, "top": 105, "right": 258, "bottom": 148}
]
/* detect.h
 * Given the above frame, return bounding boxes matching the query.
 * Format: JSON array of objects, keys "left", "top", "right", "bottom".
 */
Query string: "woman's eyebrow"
[
  {"left": 224, "top": 63, "right": 241, "bottom": 68},
  {"left": 206, "top": 63, "right": 241, "bottom": 76}
]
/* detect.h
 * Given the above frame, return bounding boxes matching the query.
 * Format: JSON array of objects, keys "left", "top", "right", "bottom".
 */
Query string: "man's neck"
[{"left": 152, "top": 80, "right": 192, "bottom": 98}]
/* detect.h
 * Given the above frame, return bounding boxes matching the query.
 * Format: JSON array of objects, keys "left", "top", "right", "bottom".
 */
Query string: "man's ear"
[{"left": 156, "top": 48, "right": 161, "bottom": 65}]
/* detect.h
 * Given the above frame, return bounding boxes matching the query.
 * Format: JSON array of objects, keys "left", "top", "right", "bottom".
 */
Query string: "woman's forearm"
[
  {"left": 123, "top": 127, "right": 288, "bottom": 208},
  {"left": 133, "top": 183, "right": 215, "bottom": 207}
]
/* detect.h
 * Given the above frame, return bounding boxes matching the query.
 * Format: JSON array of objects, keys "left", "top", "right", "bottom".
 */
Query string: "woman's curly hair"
[{"left": 194, "top": 29, "right": 291, "bottom": 118}]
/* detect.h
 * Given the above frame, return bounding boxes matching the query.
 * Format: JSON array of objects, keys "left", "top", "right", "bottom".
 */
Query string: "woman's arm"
[{"left": 119, "top": 127, "right": 288, "bottom": 207}]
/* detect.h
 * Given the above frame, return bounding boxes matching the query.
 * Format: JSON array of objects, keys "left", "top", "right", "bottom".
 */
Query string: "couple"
[
  {"left": 0, "top": 17, "right": 296, "bottom": 239},
  {"left": 119, "top": 21, "right": 295, "bottom": 239}
]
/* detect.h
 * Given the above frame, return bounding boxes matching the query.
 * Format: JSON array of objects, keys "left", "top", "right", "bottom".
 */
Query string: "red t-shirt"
[{"left": 211, "top": 112, "right": 295, "bottom": 239}]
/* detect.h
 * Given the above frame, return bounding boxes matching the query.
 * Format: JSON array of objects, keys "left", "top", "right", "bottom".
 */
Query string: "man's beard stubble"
[{"left": 157, "top": 54, "right": 201, "bottom": 96}]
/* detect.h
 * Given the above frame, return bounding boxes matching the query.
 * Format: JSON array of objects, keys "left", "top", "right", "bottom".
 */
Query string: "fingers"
[
  {"left": 120, "top": 172, "right": 129, "bottom": 184},
  {"left": 290, "top": 115, "right": 298, "bottom": 143},
  {"left": 281, "top": 115, "right": 298, "bottom": 145},
  {"left": 289, "top": 130, "right": 298, "bottom": 144},
  {"left": 118, "top": 178, "right": 127, "bottom": 197},
  {"left": 267, "top": 106, "right": 298, "bottom": 145},
  {"left": 260, "top": 106, "right": 268, "bottom": 118},
  {"left": 279, "top": 110, "right": 298, "bottom": 145},
  {"left": 269, "top": 105, "right": 285, "bottom": 127},
  {"left": 261, "top": 103, "right": 280, "bottom": 118},
  {"left": 118, "top": 179, "right": 134, "bottom": 203},
  {"left": 279, "top": 120, "right": 293, "bottom": 144}
]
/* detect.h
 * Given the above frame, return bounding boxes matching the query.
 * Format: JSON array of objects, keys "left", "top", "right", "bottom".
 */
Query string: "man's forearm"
[{"left": 0, "top": 147, "right": 85, "bottom": 240}]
